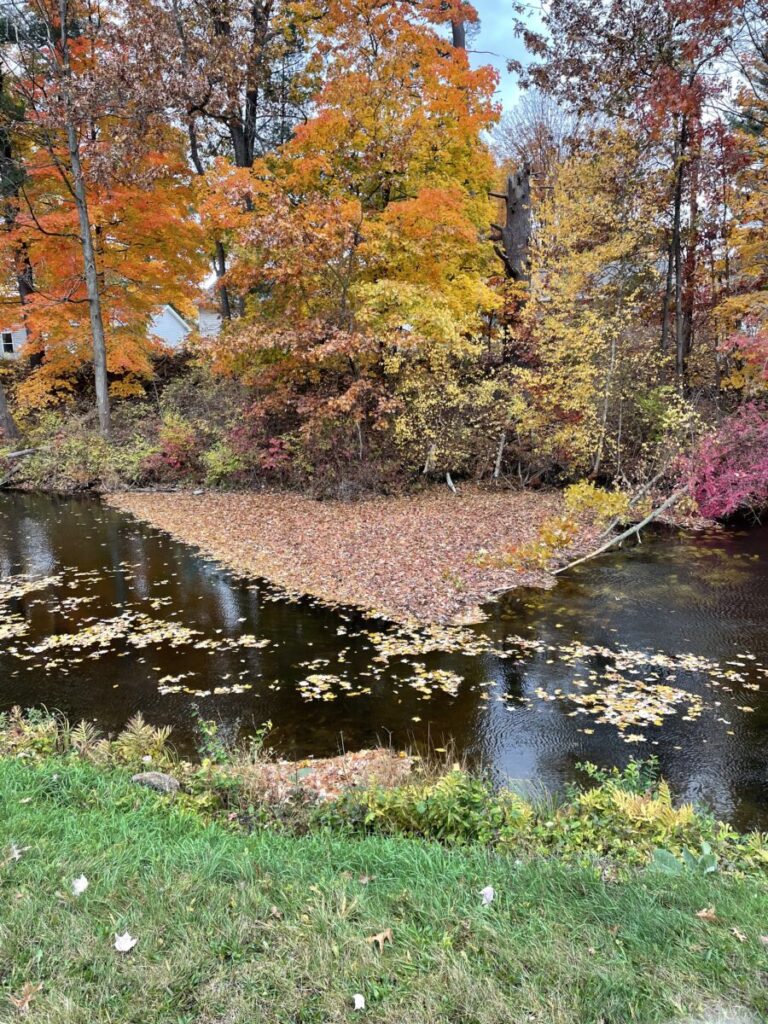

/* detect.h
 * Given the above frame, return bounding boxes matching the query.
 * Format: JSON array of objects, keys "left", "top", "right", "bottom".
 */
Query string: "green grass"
[{"left": 1, "top": 758, "right": 767, "bottom": 1024}]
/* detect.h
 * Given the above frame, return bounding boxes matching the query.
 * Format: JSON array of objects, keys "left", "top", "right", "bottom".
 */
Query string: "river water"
[{"left": 1, "top": 492, "right": 767, "bottom": 828}]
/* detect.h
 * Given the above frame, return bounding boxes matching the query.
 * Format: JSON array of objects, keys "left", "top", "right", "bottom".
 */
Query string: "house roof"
[{"left": 162, "top": 303, "right": 193, "bottom": 331}]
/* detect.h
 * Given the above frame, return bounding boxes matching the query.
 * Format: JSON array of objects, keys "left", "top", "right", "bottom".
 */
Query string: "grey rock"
[{"left": 131, "top": 771, "right": 180, "bottom": 794}]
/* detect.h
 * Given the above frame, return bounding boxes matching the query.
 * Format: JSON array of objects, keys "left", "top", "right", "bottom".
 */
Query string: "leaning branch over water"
[{"left": 554, "top": 486, "right": 689, "bottom": 576}]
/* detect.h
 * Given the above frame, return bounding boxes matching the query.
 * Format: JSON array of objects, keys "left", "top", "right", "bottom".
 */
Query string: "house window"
[{"left": 1, "top": 333, "right": 13, "bottom": 354}]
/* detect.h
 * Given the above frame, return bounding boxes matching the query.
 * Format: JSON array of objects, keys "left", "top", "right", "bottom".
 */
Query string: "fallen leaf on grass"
[
  {"left": 696, "top": 907, "right": 717, "bottom": 922},
  {"left": 9, "top": 982, "right": 42, "bottom": 1014},
  {"left": 358, "top": 875, "right": 375, "bottom": 885},
  {"left": 731, "top": 927, "right": 747, "bottom": 942},
  {"left": 480, "top": 885, "right": 495, "bottom": 906},
  {"left": 759, "top": 935, "right": 768, "bottom": 946},
  {"left": 72, "top": 874, "right": 88, "bottom": 896},
  {"left": 114, "top": 932, "right": 138, "bottom": 953},
  {"left": 366, "top": 928, "right": 393, "bottom": 952},
  {"left": 268, "top": 906, "right": 283, "bottom": 920}
]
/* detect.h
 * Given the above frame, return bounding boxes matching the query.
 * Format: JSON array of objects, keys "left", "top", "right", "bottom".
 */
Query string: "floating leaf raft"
[{"left": 568, "top": 680, "right": 704, "bottom": 732}]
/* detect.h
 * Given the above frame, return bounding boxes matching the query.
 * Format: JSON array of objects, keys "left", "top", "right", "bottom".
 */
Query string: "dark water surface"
[{"left": 1, "top": 492, "right": 768, "bottom": 828}]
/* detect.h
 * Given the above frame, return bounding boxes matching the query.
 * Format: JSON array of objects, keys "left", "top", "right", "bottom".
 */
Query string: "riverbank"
[
  {"left": 106, "top": 488, "right": 592, "bottom": 624},
  {"left": 3, "top": 716, "right": 768, "bottom": 1023}
]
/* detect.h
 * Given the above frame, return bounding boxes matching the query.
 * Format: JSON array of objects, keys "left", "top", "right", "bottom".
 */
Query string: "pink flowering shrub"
[{"left": 686, "top": 404, "right": 768, "bottom": 518}]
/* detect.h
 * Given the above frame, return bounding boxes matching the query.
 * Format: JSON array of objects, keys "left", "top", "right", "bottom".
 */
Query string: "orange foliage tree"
[
  {"left": 0, "top": 0, "right": 206, "bottom": 418},
  {"left": 7, "top": 126, "right": 206, "bottom": 410},
  {"left": 202, "top": 0, "right": 501, "bottom": 486}
]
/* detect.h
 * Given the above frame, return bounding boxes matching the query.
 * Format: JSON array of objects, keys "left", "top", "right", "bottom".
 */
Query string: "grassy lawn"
[{"left": 0, "top": 759, "right": 767, "bottom": 1023}]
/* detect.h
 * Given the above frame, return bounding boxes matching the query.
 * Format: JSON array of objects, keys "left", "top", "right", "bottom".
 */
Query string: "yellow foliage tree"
[{"left": 511, "top": 127, "right": 661, "bottom": 478}]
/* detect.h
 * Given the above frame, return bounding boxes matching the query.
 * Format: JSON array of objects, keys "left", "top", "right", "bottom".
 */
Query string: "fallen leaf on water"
[
  {"left": 114, "top": 931, "right": 138, "bottom": 953},
  {"left": 366, "top": 927, "right": 393, "bottom": 952},
  {"left": 106, "top": 490, "right": 568, "bottom": 626},
  {"left": 696, "top": 907, "right": 717, "bottom": 922}
]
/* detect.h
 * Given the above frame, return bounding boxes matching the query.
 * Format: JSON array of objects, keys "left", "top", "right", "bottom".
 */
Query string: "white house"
[
  {"left": 147, "top": 304, "right": 193, "bottom": 348},
  {"left": 0, "top": 327, "right": 27, "bottom": 359},
  {"left": 0, "top": 302, "right": 221, "bottom": 361}
]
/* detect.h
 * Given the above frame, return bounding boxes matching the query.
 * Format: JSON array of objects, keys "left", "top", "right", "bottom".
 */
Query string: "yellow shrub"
[{"left": 564, "top": 480, "right": 630, "bottom": 525}]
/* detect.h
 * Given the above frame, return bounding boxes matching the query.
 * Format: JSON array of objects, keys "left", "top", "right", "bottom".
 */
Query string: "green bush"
[
  {"left": 6, "top": 407, "right": 159, "bottom": 490},
  {"left": 3, "top": 709, "right": 768, "bottom": 874},
  {"left": 321, "top": 768, "right": 533, "bottom": 845},
  {"left": 320, "top": 759, "right": 768, "bottom": 872},
  {"left": 202, "top": 441, "right": 248, "bottom": 486}
]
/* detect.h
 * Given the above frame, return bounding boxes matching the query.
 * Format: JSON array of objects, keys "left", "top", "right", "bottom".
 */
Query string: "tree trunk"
[
  {"left": 451, "top": 20, "right": 466, "bottom": 49},
  {"left": 671, "top": 117, "right": 688, "bottom": 379},
  {"left": 593, "top": 327, "right": 617, "bottom": 476},
  {"left": 682, "top": 155, "right": 699, "bottom": 365},
  {"left": 493, "top": 430, "right": 506, "bottom": 479},
  {"left": 187, "top": 121, "right": 233, "bottom": 321},
  {"left": 214, "top": 240, "right": 233, "bottom": 321},
  {"left": 490, "top": 168, "right": 532, "bottom": 281},
  {"left": 660, "top": 236, "right": 674, "bottom": 355},
  {"left": 0, "top": 379, "right": 19, "bottom": 440},
  {"left": 60, "top": 0, "right": 110, "bottom": 436}
]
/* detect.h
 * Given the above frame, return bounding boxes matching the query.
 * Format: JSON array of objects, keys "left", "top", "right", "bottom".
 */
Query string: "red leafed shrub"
[
  {"left": 686, "top": 404, "right": 768, "bottom": 518},
  {"left": 141, "top": 416, "right": 204, "bottom": 483},
  {"left": 722, "top": 319, "right": 768, "bottom": 387},
  {"left": 259, "top": 436, "right": 292, "bottom": 473}
]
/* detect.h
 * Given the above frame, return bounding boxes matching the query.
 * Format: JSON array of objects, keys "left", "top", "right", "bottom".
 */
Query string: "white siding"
[
  {"left": 198, "top": 308, "right": 222, "bottom": 338},
  {"left": 0, "top": 303, "right": 197, "bottom": 359},
  {"left": 148, "top": 306, "right": 192, "bottom": 349},
  {"left": 0, "top": 328, "right": 27, "bottom": 360}
]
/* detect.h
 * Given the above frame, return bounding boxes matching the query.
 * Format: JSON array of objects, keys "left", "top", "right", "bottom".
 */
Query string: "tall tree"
[
  {"left": 511, "top": 0, "right": 742, "bottom": 377},
  {"left": 0, "top": 0, "right": 206, "bottom": 418},
  {"left": 0, "top": 0, "right": 118, "bottom": 432},
  {"left": 204, "top": 0, "right": 500, "bottom": 480},
  {"left": 142, "top": 0, "right": 311, "bottom": 320}
]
